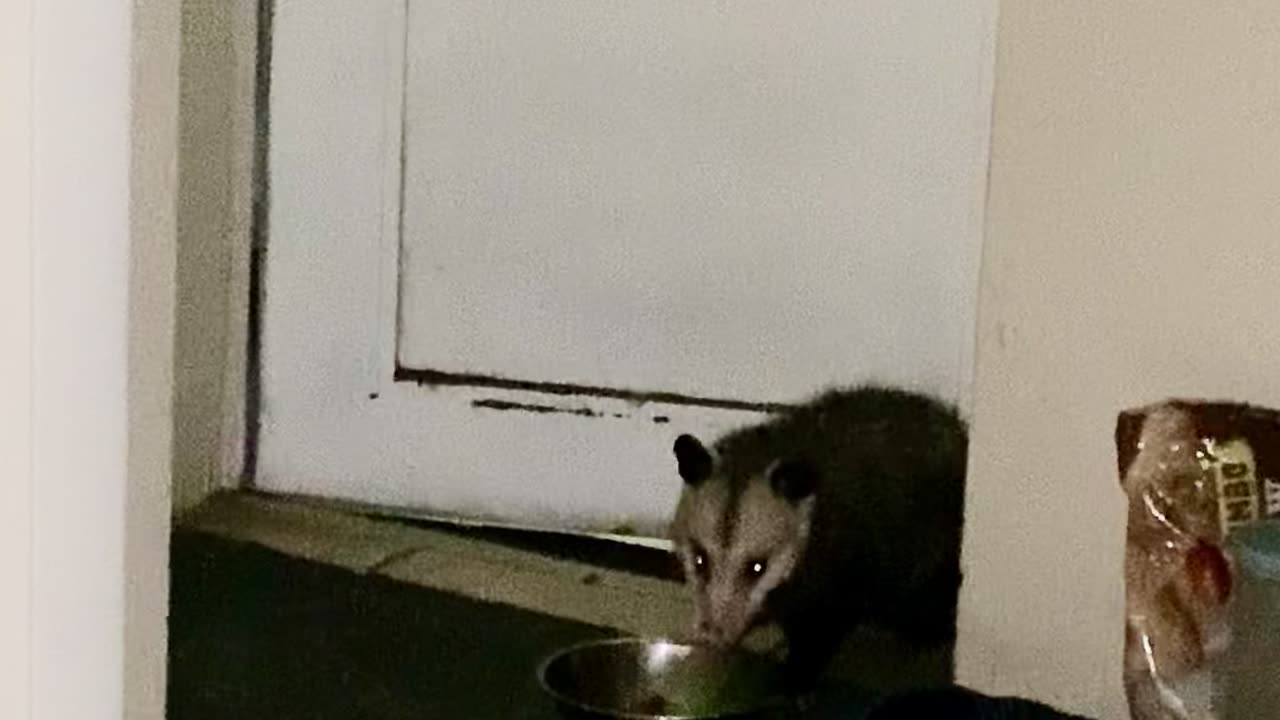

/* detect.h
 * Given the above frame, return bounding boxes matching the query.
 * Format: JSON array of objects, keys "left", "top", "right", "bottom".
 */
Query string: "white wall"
[
  {"left": 31, "top": 1, "right": 133, "bottom": 715},
  {"left": 173, "top": 0, "right": 258, "bottom": 515},
  {"left": 0, "top": 0, "right": 35, "bottom": 716},
  {"left": 4, "top": 1, "right": 178, "bottom": 718},
  {"left": 956, "top": 2, "right": 1280, "bottom": 718}
]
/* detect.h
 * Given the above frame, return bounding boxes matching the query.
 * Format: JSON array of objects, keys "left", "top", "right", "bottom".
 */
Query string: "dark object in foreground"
[{"left": 864, "top": 686, "right": 1095, "bottom": 720}]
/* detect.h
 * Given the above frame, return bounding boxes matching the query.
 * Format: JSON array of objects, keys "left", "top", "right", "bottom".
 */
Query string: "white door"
[{"left": 258, "top": 0, "right": 997, "bottom": 536}]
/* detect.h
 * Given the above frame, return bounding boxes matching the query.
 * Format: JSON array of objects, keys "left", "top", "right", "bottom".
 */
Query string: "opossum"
[{"left": 668, "top": 385, "right": 969, "bottom": 690}]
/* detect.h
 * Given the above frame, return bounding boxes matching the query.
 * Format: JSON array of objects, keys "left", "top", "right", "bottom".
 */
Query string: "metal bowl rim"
[{"left": 535, "top": 637, "right": 787, "bottom": 720}]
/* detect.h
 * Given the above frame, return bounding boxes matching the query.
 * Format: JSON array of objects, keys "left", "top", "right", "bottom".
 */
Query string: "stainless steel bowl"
[{"left": 537, "top": 637, "right": 790, "bottom": 720}]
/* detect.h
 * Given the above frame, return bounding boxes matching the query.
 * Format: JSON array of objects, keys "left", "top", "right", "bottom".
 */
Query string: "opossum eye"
[
  {"left": 746, "top": 559, "right": 767, "bottom": 579},
  {"left": 692, "top": 548, "right": 710, "bottom": 580}
]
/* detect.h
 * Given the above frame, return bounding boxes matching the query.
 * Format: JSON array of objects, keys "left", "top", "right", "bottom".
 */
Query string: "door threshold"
[
  {"left": 237, "top": 488, "right": 675, "bottom": 548},
  {"left": 235, "top": 488, "right": 683, "bottom": 581},
  {"left": 177, "top": 489, "right": 697, "bottom": 641}
]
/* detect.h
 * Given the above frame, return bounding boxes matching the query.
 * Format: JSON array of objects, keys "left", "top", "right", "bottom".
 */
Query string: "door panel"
[{"left": 398, "top": 0, "right": 988, "bottom": 403}]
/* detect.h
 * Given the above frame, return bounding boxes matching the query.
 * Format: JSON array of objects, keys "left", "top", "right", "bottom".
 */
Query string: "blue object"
[
  {"left": 1231, "top": 518, "right": 1280, "bottom": 581},
  {"left": 802, "top": 685, "right": 1096, "bottom": 720}
]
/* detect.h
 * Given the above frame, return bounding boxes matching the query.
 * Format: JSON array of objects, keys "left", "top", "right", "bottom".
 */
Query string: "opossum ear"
[
  {"left": 674, "top": 434, "right": 713, "bottom": 485},
  {"left": 767, "top": 457, "right": 818, "bottom": 502}
]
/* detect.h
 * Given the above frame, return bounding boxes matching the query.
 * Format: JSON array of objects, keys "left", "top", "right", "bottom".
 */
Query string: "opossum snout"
[
  {"left": 693, "top": 618, "right": 713, "bottom": 642},
  {"left": 694, "top": 617, "right": 745, "bottom": 649}
]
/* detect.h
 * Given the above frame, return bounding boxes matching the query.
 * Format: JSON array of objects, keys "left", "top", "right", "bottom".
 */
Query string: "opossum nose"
[
  {"left": 702, "top": 626, "right": 735, "bottom": 649},
  {"left": 693, "top": 620, "right": 729, "bottom": 648}
]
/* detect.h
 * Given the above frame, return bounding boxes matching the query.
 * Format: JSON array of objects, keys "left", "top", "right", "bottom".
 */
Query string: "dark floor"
[
  {"left": 382, "top": 512, "right": 685, "bottom": 582},
  {"left": 166, "top": 528, "right": 1089, "bottom": 720},
  {"left": 168, "top": 529, "right": 886, "bottom": 719},
  {"left": 167, "top": 529, "right": 624, "bottom": 720}
]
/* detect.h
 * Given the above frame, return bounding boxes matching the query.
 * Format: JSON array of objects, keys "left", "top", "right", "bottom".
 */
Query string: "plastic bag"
[{"left": 1116, "top": 400, "right": 1280, "bottom": 720}]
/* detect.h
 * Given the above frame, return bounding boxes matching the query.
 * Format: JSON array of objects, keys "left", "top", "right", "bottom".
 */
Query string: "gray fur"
[{"left": 668, "top": 384, "right": 969, "bottom": 690}]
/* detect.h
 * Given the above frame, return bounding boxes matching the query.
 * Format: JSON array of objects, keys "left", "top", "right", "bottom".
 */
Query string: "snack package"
[{"left": 1116, "top": 400, "right": 1280, "bottom": 720}]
